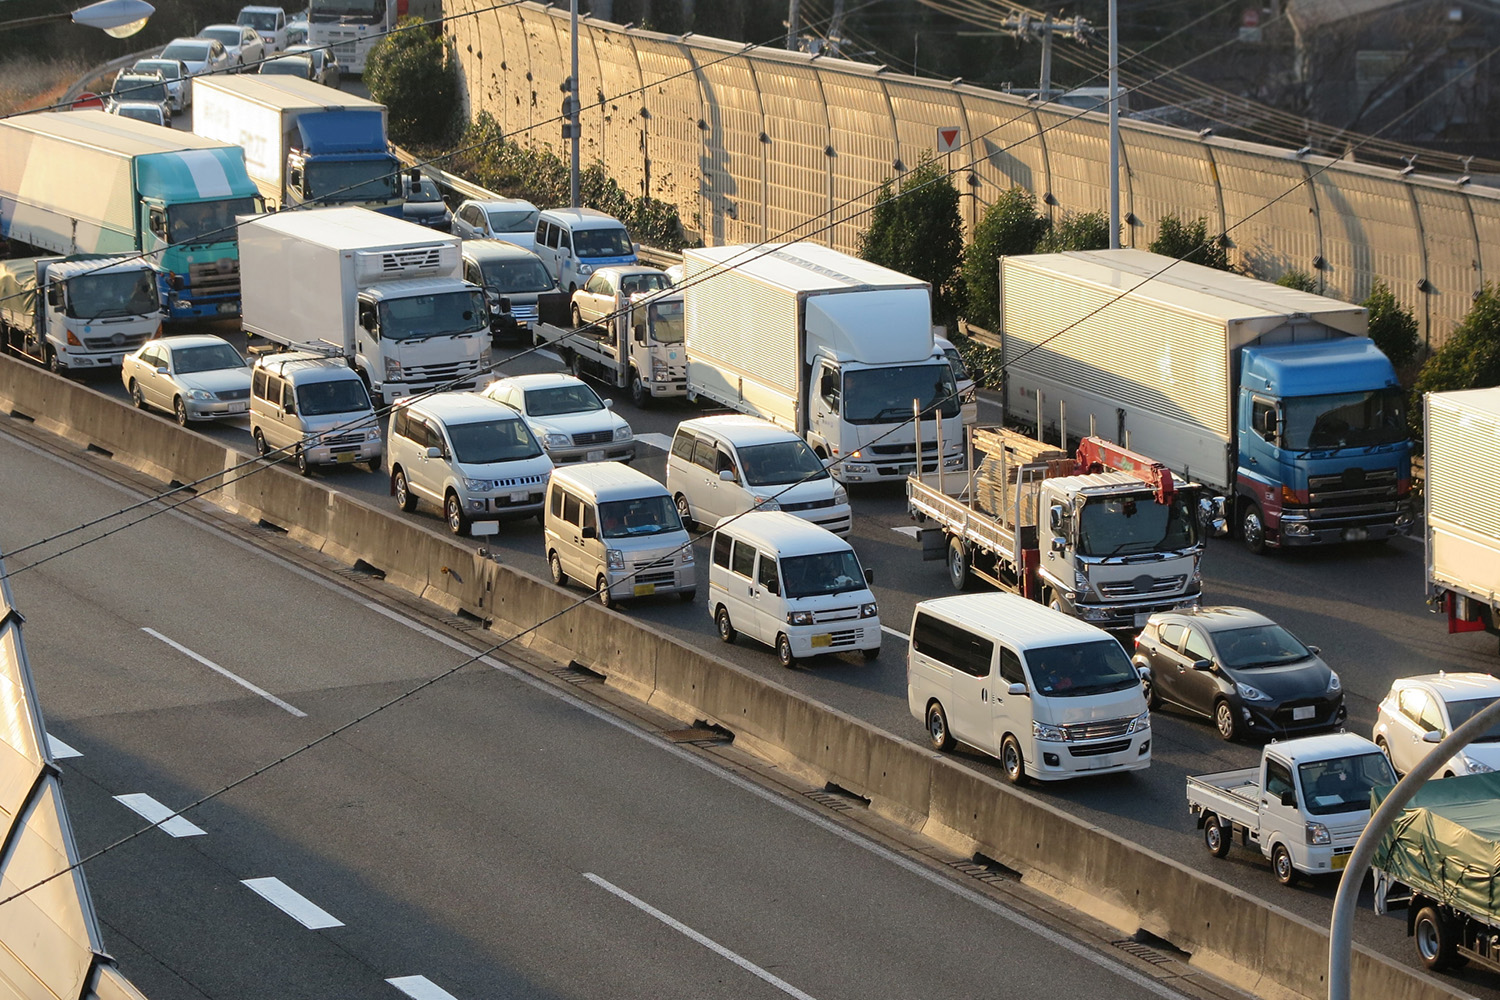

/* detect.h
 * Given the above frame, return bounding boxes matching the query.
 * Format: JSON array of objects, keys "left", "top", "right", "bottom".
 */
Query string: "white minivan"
[
  {"left": 250, "top": 352, "right": 382, "bottom": 475},
  {"left": 907, "top": 592, "right": 1151, "bottom": 784},
  {"left": 388, "top": 392, "right": 553, "bottom": 535},
  {"left": 708, "top": 511, "right": 881, "bottom": 668},
  {"left": 668, "top": 416, "right": 851, "bottom": 535},
  {"left": 544, "top": 462, "right": 695, "bottom": 608},
  {"left": 531, "top": 208, "right": 638, "bottom": 294}
]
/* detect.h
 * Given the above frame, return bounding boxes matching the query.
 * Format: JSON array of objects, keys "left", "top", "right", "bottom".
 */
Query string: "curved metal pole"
[{"left": 1328, "top": 694, "right": 1500, "bottom": 998}]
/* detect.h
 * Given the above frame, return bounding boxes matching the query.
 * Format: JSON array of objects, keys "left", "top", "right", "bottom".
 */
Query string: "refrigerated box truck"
[
  {"left": 1425, "top": 387, "right": 1500, "bottom": 650},
  {"left": 0, "top": 110, "right": 261, "bottom": 321},
  {"left": 1000, "top": 250, "right": 1413, "bottom": 553}
]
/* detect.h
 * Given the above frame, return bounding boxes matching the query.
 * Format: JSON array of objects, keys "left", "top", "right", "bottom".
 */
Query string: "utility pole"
[
  {"left": 569, "top": 0, "right": 580, "bottom": 208},
  {"left": 1108, "top": 0, "right": 1120, "bottom": 248},
  {"left": 828, "top": 0, "right": 846, "bottom": 57},
  {"left": 786, "top": 0, "right": 801, "bottom": 50},
  {"left": 1038, "top": 14, "right": 1053, "bottom": 99}
]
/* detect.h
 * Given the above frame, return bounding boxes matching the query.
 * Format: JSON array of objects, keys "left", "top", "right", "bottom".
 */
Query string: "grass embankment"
[{"left": 0, "top": 56, "right": 91, "bottom": 116}]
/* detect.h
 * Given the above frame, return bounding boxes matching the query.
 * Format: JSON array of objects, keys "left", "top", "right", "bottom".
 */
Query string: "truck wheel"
[
  {"left": 1415, "top": 906, "right": 1458, "bottom": 971},
  {"left": 1203, "top": 813, "right": 1231, "bottom": 858},
  {"left": 1001, "top": 734, "right": 1027, "bottom": 785},
  {"left": 444, "top": 492, "right": 471, "bottom": 536},
  {"left": 926, "top": 701, "right": 953, "bottom": 751},
  {"left": 1241, "top": 500, "right": 1267, "bottom": 555},
  {"left": 947, "top": 537, "right": 971, "bottom": 591},
  {"left": 393, "top": 468, "right": 417, "bottom": 512},
  {"left": 45, "top": 346, "right": 61, "bottom": 374},
  {"left": 1271, "top": 843, "right": 1296, "bottom": 885},
  {"left": 630, "top": 370, "right": 650, "bottom": 409},
  {"left": 1214, "top": 699, "right": 1240, "bottom": 742}
]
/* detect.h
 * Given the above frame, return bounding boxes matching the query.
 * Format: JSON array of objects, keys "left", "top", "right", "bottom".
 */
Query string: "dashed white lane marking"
[
  {"left": 46, "top": 734, "right": 81, "bottom": 759},
  {"left": 891, "top": 525, "right": 921, "bottom": 538},
  {"left": 142, "top": 627, "right": 307, "bottom": 717},
  {"left": 535, "top": 348, "right": 563, "bottom": 365},
  {"left": 241, "top": 877, "right": 344, "bottom": 929},
  {"left": 114, "top": 792, "right": 206, "bottom": 837},
  {"left": 386, "top": 976, "right": 460, "bottom": 1000},
  {"left": 585, "top": 873, "right": 818, "bottom": 1000},
  {"left": 881, "top": 625, "right": 909, "bottom": 640},
  {"left": 636, "top": 432, "right": 673, "bottom": 453}
]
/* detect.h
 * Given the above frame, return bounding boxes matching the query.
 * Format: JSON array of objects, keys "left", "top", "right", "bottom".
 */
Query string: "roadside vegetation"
[{"left": 0, "top": 55, "right": 89, "bottom": 116}]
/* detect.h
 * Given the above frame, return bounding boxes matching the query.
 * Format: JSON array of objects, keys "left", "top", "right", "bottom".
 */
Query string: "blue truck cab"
[
  {"left": 285, "top": 109, "right": 401, "bottom": 216},
  {"left": 1236, "top": 337, "right": 1412, "bottom": 550}
]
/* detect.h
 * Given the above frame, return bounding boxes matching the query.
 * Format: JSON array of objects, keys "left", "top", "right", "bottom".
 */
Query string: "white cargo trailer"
[{"left": 1425, "top": 387, "right": 1500, "bottom": 651}]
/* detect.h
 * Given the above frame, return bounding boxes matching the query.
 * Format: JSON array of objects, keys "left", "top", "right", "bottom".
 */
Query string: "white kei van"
[
  {"left": 708, "top": 511, "right": 881, "bottom": 668},
  {"left": 668, "top": 416, "right": 852, "bottom": 536},
  {"left": 531, "top": 208, "right": 638, "bottom": 294},
  {"left": 907, "top": 592, "right": 1151, "bottom": 784},
  {"left": 544, "top": 462, "right": 696, "bottom": 608},
  {"left": 250, "top": 353, "right": 382, "bottom": 475}
]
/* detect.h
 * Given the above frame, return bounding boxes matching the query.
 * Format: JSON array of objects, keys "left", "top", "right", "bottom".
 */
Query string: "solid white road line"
[
  {"left": 142, "top": 627, "right": 307, "bottom": 717},
  {"left": 536, "top": 348, "right": 562, "bottom": 365},
  {"left": 890, "top": 525, "right": 921, "bottom": 538},
  {"left": 635, "top": 432, "right": 673, "bottom": 453},
  {"left": 113, "top": 792, "right": 206, "bottom": 837},
  {"left": 46, "top": 734, "right": 81, "bottom": 759},
  {"left": 584, "top": 873, "right": 818, "bottom": 1000},
  {"left": 386, "top": 976, "right": 460, "bottom": 1000},
  {"left": 241, "top": 877, "right": 344, "bottom": 929},
  {"left": 881, "top": 625, "right": 909, "bottom": 640}
]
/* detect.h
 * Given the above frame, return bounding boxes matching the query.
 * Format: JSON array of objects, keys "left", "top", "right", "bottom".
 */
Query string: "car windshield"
[
  {"left": 1211, "top": 624, "right": 1311, "bottom": 669},
  {"left": 115, "top": 77, "right": 166, "bottom": 103},
  {"left": 486, "top": 209, "right": 538, "bottom": 234},
  {"left": 116, "top": 106, "right": 164, "bottom": 124},
  {"left": 201, "top": 28, "right": 241, "bottom": 46},
  {"left": 524, "top": 384, "right": 603, "bottom": 416},
  {"left": 167, "top": 197, "right": 259, "bottom": 246},
  {"left": 135, "top": 61, "right": 181, "bottom": 80},
  {"left": 1075, "top": 492, "right": 1200, "bottom": 556},
  {"left": 447, "top": 418, "right": 542, "bottom": 463},
  {"left": 296, "top": 379, "right": 371, "bottom": 416},
  {"left": 261, "top": 57, "right": 311, "bottom": 76},
  {"left": 575, "top": 226, "right": 633, "bottom": 258},
  {"left": 66, "top": 270, "right": 159, "bottom": 319},
  {"left": 173, "top": 343, "right": 246, "bottom": 374},
  {"left": 407, "top": 178, "right": 442, "bottom": 203},
  {"left": 780, "top": 550, "right": 866, "bottom": 598},
  {"left": 1298, "top": 752, "right": 1395, "bottom": 816},
  {"left": 1281, "top": 388, "right": 1408, "bottom": 451},
  {"left": 162, "top": 41, "right": 210, "bottom": 61},
  {"left": 618, "top": 273, "right": 670, "bottom": 295},
  {"left": 840, "top": 363, "right": 959, "bottom": 424},
  {"left": 478, "top": 259, "right": 553, "bottom": 293},
  {"left": 1025, "top": 639, "right": 1141, "bottom": 697},
  {"left": 377, "top": 290, "right": 486, "bottom": 340},
  {"left": 738, "top": 440, "right": 829, "bottom": 487},
  {"left": 1443, "top": 697, "right": 1500, "bottom": 742},
  {"left": 305, "top": 160, "right": 400, "bottom": 201},
  {"left": 647, "top": 299, "right": 683, "bottom": 343},
  {"left": 238, "top": 10, "right": 279, "bottom": 30},
  {"left": 598, "top": 495, "right": 681, "bottom": 538},
  {"left": 309, "top": 0, "right": 384, "bottom": 23}
]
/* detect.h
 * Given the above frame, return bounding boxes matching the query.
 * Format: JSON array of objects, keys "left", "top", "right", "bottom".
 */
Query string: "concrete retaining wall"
[{"left": 0, "top": 354, "right": 1465, "bottom": 1000}]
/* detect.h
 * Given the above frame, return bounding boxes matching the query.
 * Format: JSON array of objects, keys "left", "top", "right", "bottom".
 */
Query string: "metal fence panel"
[
  {"left": 1311, "top": 165, "right": 1423, "bottom": 309},
  {"left": 632, "top": 37, "right": 702, "bottom": 221},
  {"left": 1120, "top": 126, "right": 1224, "bottom": 251},
  {"left": 590, "top": 26, "right": 647, "bottom": 199},
  {"left": 693, "top": 44, "right": 767, "bottom": 247},
  {"left": 819, "top": 67, "right": 897, "bottom": 253},
  {"left": 756, "top": 58, "right": 832, "bottom": 247}
]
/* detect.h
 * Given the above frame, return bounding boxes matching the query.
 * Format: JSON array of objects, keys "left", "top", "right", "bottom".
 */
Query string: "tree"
[
  {"left": 1035, "top": 211, "right": 1111, "bottom": 253},
  {"left": 1363, "top": 279, "right": 1420, "bottom": 368},
  {"left": 961, "top": 187, "right": 1050, "bottom": 331},
  {"left": 364, "top": 16, "right": 459, "bottom": 146},
  {"left": 1149, "top": 214, "right": 1231, "bottom": 270},
  {"left": 1276, "top": 269, "right": 1319, "bottom": 293},
  {"left": 857, "top": 159, "right": 966, "bottom": 327},
  {"left": 1414, "top": 284, "right": 1500, "bottom": 400}
]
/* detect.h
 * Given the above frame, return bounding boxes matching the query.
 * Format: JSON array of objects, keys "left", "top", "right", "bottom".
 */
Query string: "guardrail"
[{"left": 0, "top": 350, "right": 1468, "bottom": 1000}]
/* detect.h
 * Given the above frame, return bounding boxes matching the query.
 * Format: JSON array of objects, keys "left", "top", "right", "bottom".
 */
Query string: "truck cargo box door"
[{"left": 804, "top": 289, "right": 932, "bottom": 365}]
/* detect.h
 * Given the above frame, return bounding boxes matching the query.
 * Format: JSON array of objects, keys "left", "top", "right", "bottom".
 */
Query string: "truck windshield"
[
  {"left": 377, "top": 291, "right": 486, "bottom": 341},
  {"left": 842, "top": 363, "right": 958, "bottom": 424},
  {"left": 479, "top": 259, "right": 553, "bottom": 293},
  {"left": 780, "top": 550, "right": 865, "bottom": 598},
  {"left": 305, "top": 160, "right": 400, "bottom": 202},
  {"left": 524, "top": 384, "right": 603, "bottom": 416},
  {"left": 1281, "top": 388, "right": 1407, "bottom": 450},
  {"left": 575, "top": 227, "right": 633, "bottom": 258},
  {"left": 238, "top": 10, "right": 279, "bottom": 31},
  {"left": 738, "top": 440, "right": 829, "bottom": 487},
  {"left": 1212, "top": 624, "right": 1311, "bottom": 669},
  {"left": 1076, "top": 493, "right": 1199, "bottom": 556},
  {"left": 309, "top": 0, "right": 384, "bottom": 23},
  {"left": 167, "top": 198, "right": 259, "bottom": 246},
  {"left": 66, "top": 270, "right": 159, "bottom": 319},
  {"left": 648, "top": 300, "right": 684, "bottom": 343},
  {"left": 1444, "top": 698, "right": 1500, "bottom": 741},
  {"left": 1298, "top": 752, "right": 1395, "bottom": 815},
  {"left": 296, "top": 379, "right": 371, "bottom": 416},
  {"left": 1025, "top": 639, "right": 1140, "bottom": 697},
  {"left": 447, "top": 418, "right": 542, "bottom": 464},
  {"left": 598, "top": 495, "right": 682, "bottom": 538}
]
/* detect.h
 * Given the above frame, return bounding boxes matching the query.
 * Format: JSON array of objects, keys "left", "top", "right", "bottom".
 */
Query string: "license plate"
[
  {"left": 897, "top": 465, "right": 915, "bottom": 476},
  {"left": 1342, "top": 527, "right": 1368, "bottom": 542},
  {"left": 633, "top": 583, "right": 655, "bottom": 597},
  {"left": 1134, "top": 612, "right": 1152, "bottom": 627},
  {"left": 587, "top": 449, "right": 605, "bottom": 462},
  {"left": 811, "top": 634, "right": 832, "bottom": 648},
  {"left": 217, "top": 302, "right": 238, "bottom": 315},
  {"left": 1293, "top": 706, "right": 1316, "bottom": 720},
  {"left": 510, "top": 490, "right": 530, "bottom": 503},
  {"left": 229, "top": 402, "right": 247, "bottom": 413},
  {"left": 1331, "top": 852, "right": 1349, "bottom": 870},
  {"left": 335, "top": 451, "right": 358, "bottom": 463}
]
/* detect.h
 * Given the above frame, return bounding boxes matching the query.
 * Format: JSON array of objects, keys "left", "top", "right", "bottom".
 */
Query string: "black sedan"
[{"left": 1132, "top": 606, "right": 1344, "bottom": 741}]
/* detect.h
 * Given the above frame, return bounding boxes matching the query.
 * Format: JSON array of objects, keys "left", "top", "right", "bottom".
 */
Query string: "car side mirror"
[
  {"left": 603, "top": 399, "right": 613, "bottom": 409},
  {"left": 1193, "top": 658, "right": 1214, "bottom": 671},
  {"left": 719, "top": 469, "right": 735, "bottom": 482},
  {"left": 864, "top": 568, "right": 874, "bottom": 585},
  {"left": 155, "top": 365, "right": 170, "bottom": 375},
  {"left": 1307, "top": 645, "right": 1321, "bottom": 656},
  {"left": 425, "top": 446, "right": 441, "bottom": 459},
  {"left": 1280, "top": 790, "right": 1297, "bottom": 808},
  {"left": 1007, "top": 682, "right": 1029, "bottom": 697},
  {"left": 1423, "top": 730, "right": 1444, "bottom": 744},
  {"left": 581, "top": 525, "right": 596, "bottom": 539}
]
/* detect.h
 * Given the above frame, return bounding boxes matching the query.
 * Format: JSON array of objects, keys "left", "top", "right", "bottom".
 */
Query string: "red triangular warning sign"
[{"left": 940, "top": 129, "right": 959, "bottom": 146}]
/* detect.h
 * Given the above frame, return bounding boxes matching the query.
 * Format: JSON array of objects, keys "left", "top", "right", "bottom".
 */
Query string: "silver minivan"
[
  {"left": 544, "top": 462, "right": 695, "bottom": 608},
  {"left": 250, "top": 353, "right": 383, "bottom": 474}
]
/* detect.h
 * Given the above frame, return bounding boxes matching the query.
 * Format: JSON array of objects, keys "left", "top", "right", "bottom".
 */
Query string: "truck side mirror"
[
  {"left": 1260, "top": 409, "right": 1278, "bottom": 438},
  {"left": 864, "top": 568, "right": 874, "bottom": 585},
  {"left": 46, "top": 287, "right": 60, "bottom": 308},
  {"left": 1048, "top": 504, "right": 1063, "bottom": 532},
  {"left": 1050, "top": 535, "right": 1067, "bottom": 553},
  {"left": 1280, "top": 790, "right": 1297, "bottom": 808}
]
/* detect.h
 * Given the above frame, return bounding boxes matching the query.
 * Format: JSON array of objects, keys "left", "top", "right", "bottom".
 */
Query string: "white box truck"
[
  {"left": 0, "top": 255, "right": 161, "bottom": 372},
  {"left": 238, "top": 207, "right": 492, "bottom": 405},
  {"left": 1425, "top": 387, "right": 1500, "bottom": 651},
  {"left": 1000, "top": 250, "right": 1413, "bottom": 554},
  {"left": 684, "top": 243, "right": 965, "bottom": 483}
]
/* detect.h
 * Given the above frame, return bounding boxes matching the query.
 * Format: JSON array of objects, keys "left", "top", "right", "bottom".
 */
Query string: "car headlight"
[
  {"left": 753, "top": 496, "right": 781, "bottom": 510},
  {"left": 384, "top": 357, "right": 402, "bottom": 379},
  {"left": 680, "top": 547, "right": 694, "bottom": 564},
  {"left": 1236, "top": 681, "right": 1271, "bottom": 702},
  {"left": 606, "top": 548, "right": 625, "bottom": 570},
  {"left": 1461, "top": 753, "right": 1495, "bottom": 774},
  {"left": 613, "top": 426, "right": 632, "bottom": 442},
  {"left": 1033, "top": 720, "right": 1067, "bottom": 742},
  {"left": 1305, "top": 821, "right": 1331, "bottom": 845},
  {"left": 1125, "top": 710, "right": 1151, "bottom": 734},
  {"left": 462, "top": 478, "right": 494, "bottom": 492},
  {"left": 833, "top": 485, "right": 849, "bottom": 506},
  {"left": 787, "top": 610, "right": 815, "bottom": 626},
  {"left": 860, "top": 602, "right": 878, "bottom": 618},
  {"left": 1327, "top": 671, "right": 1341, "bottom": 692},
  {"left": 544, "top": 432, "right": 571, "bottom": 449},
  {"left": 187, "top": 389, "right": 215, "bottom": 400},
  {"left": 365, "top": 428, "right": 381, "bottom": 441}
]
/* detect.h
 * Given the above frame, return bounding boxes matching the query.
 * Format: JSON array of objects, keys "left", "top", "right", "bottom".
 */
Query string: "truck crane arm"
[{"left": 1074, "top": 435, "right": 1176, "bottom": 505}]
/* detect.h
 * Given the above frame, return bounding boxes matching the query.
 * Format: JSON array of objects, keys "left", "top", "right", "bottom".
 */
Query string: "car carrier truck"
[
  {"left": 999, "top": 250, "right": 1413, "bottom": 553},
  {"left": 0, "top": 255, "right": 160, "bottom": 373},
  {"left": 0, "top": 110, "right": 261, "bottom": 321},
  {"left": 534, "top": 287, "right": 686, "bottom": 408},
  {"left": 1424, "top": 387, "right": 1500, "bottom": 651},
  {"left": 684, "top": 243, "right": 965, "bottom": 483}
]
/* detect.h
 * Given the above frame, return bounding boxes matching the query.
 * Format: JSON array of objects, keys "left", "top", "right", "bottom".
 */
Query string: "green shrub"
[
  {"left": 365, "top": 16, "right": 459, "bottom": 146},
  {"left": 1414, "top": 284, "right": 1500, "bottom": 400},
  {"left": 1276, "top": 269, "right": 1319, "bottom": 292},
  {"left": 857, "top": 158, "right": 967, "bottom": 328},
  {"left": 961, "top": 188, "right": 1050, "bottom": 331},
  {"left": 1035, "top": 211, "right": 1111, "bottom": 253},
  {"left": 1363, "top": 279, "right": 1420, "bottom": 368},
  {"left": 1149, "top": 215, "right": 1231, "bottom": 270}
]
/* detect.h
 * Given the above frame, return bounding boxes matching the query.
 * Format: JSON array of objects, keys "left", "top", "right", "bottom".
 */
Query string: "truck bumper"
[
  {"left": 164, "top": 294, "right": 240, "bottom": 322},
  {"left": 1029, "top": 730, "right": 1152, "bottom": 781},
  {"left": 1057, "top": 591, "right": 1203, "bottom": 631},
  {"left": 1275, "top": 509, "right": 1413, "bottom": 546},
  {"left": 840, "top": 451, "right": 966, "bottom": 483}
]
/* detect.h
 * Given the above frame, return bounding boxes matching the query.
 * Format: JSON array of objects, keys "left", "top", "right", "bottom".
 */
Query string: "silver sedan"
[{"left": 121, "top": 336, "right": 252, "bottom": 425}]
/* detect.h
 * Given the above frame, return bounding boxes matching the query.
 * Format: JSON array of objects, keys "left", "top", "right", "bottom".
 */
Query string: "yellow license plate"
[
  {"left": 336, "top": 452, "right": 358, "bottom": 463},
  {"left": 1331, "top": 853, "right": 1349, "bottom": 870},
  {"left": 633, "top": 583, "right": 656, "bottom": 596},
  {"left": 811, "top": 634, "right": 832, "bottom": 648}
]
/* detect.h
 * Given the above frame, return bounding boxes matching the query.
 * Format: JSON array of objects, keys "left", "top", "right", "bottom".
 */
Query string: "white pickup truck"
[{"left": 1186, "top": 732, "right": 1394, "bottom": 885}]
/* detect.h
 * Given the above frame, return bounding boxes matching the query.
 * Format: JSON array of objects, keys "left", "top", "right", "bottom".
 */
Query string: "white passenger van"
[
  {"left": 544, "top": 462, "right": 696, "bottom": 608},
  {"left": 668, "top": 415, "right": 852, "bottom": 535},
  {"left": 708, "top": 511, "right": 881, "bottom": 668},
  {"left": 531, "top": 208, "right": 638, "bottom": 294},
  {"left": 250, "top": 352, "right": 382, "bottom": 475},
  {"left": 907, "top": 592, "right": 1151, "bottom": 784}
]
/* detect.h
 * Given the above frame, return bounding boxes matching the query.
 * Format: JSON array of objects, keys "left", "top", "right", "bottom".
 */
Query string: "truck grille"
[
  {"left": 187, "top": 258, "right": 239, "bottom": 295},
  {"left": 1061, "top": 717, "right": 1136, "bottom": 741},
  {"left": 1068, "top": 739, "right": 1133, "bottom": 757},
  {"left": 870, "top": 441, "right": 941, "bottom": 457},
  {"left": 403, "top": 361, "right": 479, "bottom": 390},
  {"left": 82, "top": 332, "right": 151, "bottom": 351},
  {"left": 1097, "top": 575, "right": 1187, "bottom": 597},
  {"left": 1307, "top": 468, "right": 1398, "bottom": 505},
  {"left": 572, "top": 430, "right": 613, "bottom": 446}
]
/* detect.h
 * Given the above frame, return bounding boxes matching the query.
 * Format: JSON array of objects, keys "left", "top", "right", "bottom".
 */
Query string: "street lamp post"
[{"left": 0, "top": 0, "right": 154, "bottom": 37}]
